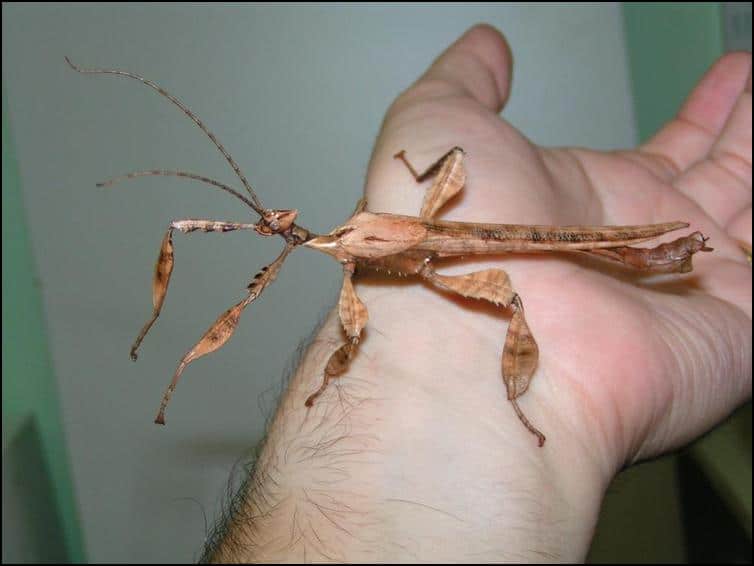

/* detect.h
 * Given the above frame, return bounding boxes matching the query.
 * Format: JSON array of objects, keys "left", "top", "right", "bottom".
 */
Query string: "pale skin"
[
  {"left": 209, "top": 27, "right": 750, "bottom": 562},
  {"left": 199, "top": 26, "right": 750, "bottom": 561},
  {"left": 71, "top": 24, "right": 751, "bottom": 562}
]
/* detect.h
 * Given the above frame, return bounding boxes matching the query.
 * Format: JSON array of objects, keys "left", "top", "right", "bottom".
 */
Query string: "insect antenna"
[
  {"left": 97, "top": 169, "right": 259, "bottom": 211},
  {"left": 65, "top": 56, "right": 267, "bottom": 216}
]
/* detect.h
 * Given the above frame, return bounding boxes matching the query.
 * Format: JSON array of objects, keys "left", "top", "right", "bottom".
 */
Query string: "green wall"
[
  {"left": 624, "top": 2, "right": 724, "bottom": 141},
  {"left": 3, "top": 91, "right": 86, "bottom": 563}
]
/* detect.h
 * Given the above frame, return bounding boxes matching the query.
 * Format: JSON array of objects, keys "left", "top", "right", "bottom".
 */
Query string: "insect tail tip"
[{"left": 154, "top": 413, "right": 166, "bottom": 425}]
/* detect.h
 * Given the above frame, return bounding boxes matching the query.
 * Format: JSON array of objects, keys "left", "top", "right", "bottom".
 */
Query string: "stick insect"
[{"left": 67, "top": 58, "right": 712, "bottom": 446}]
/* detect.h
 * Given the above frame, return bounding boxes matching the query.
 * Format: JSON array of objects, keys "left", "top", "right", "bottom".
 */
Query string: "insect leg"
[
  {"left": 351, "top": 197, "right": 368, "bottom": 216},
  {"left": 502, "top": 295, "right": 544, "bottom": 446},
  {"left": 420, "top": 263, "right": 545, "bottom": 446},
  {"left": 305, "top": 263, "right": 368, "bottom": 407},
  {"left": 154, "top": 243, "right": 293, "bottom": 424},
  {"left": 130, "top": 219, "right": 257, "bottom": 360},
  {"left": 394, "top": 148, "right": 466, "bottom": 220}
]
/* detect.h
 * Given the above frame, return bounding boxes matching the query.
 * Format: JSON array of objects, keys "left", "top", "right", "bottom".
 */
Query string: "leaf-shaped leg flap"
[
  {"left": 305, "top": 265, "right": 368, "bottom": 407},
  {"left": 154, "top": 244, "right": 293, "bottom": 424},
  {"left": 155, "top": 297, "right": 249, "bottom": 425},
  {"left": 503, "top": 295, "right": 545, "bottom": 446},
  {"left": 131, "top": 228, "right": 175, "bottom": 360},
  {"left": 393, "top": 147, "right": 466, "bottom": 220}
]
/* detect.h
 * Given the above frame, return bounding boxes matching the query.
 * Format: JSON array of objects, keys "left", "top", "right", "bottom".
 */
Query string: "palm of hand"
[{"left": 360, "top": 27, "right": 750, "bottom": 473}]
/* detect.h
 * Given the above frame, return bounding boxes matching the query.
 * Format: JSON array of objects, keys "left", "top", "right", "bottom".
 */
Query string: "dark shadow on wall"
[{"left": 2, "top": 417, "right": 70, "bottom": 563}]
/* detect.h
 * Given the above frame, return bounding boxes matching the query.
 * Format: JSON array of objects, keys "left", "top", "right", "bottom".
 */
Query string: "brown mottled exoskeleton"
[{"left": 67, "top": 58, "right": 712, "bottom": 446}]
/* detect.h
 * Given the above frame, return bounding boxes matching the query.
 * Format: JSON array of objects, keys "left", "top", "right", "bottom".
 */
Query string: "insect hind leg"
[{"left": 420, "top": 262, "right": 545, "bottom": 446}]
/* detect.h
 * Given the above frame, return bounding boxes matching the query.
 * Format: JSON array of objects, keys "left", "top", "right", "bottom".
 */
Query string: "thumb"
[{"left": 400, "top": 24, "right": 514, "bottom": 114}]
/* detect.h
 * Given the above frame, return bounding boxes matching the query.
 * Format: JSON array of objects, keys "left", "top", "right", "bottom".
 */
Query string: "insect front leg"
[
  {"left": 131, "top": 219, "right": 257, "bottom": 360},
  {"left": 305, "top": 262, "right": 368, "bottom": 407},
  {"left": 154, "top": 243, "right": 293, "bottom": 424},
  {"left": 394, "top": 147, "right": 466, "bottom": 220},
  {"left": 420, "top": 262, "right": 545, "bottom": 446}
]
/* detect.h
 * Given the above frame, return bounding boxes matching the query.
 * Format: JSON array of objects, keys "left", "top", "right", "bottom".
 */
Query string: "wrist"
[{"left": 210, "top": 285, "right": 613, "bottom": 562}]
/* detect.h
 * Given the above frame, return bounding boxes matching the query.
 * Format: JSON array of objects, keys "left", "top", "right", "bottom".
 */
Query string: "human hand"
[
  {"left": 215, "top": 25, "right": 751, "bottom": 563},
  {"left": 361, "top": 23, "right": 751, "bottom": 464},
  {"left": 347, "top": 23, "right": 750, "bottom": 559}
]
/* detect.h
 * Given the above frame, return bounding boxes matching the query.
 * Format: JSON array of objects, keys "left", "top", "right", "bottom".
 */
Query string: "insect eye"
[{"left": 269, "top": 219, "right": 280, "bottom": 230}]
